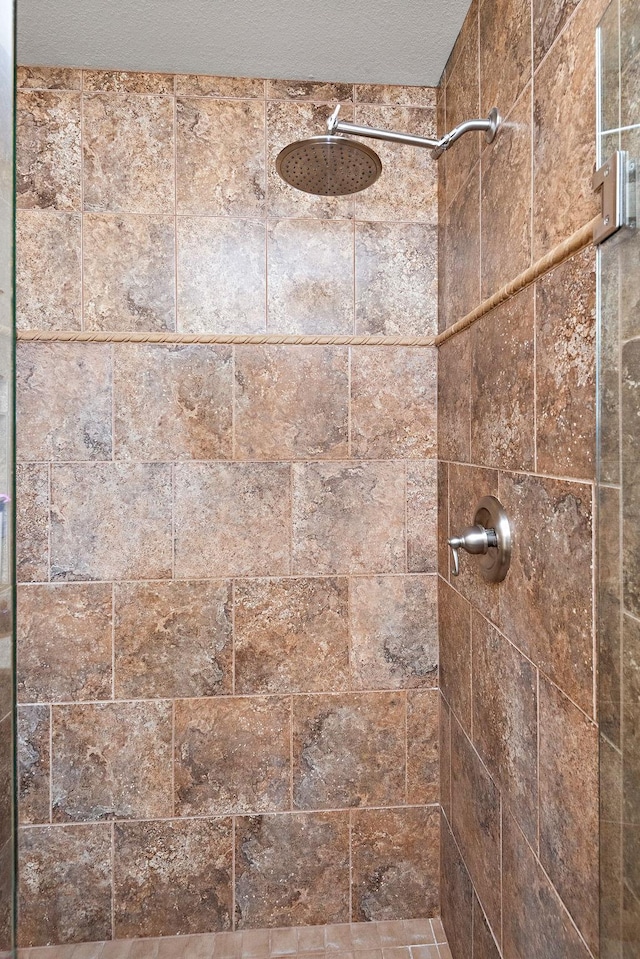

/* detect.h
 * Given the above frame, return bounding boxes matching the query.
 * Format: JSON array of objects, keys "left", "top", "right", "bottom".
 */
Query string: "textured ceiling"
[{"left": 16, "top": 0, "right": 471, "bottom": 87}]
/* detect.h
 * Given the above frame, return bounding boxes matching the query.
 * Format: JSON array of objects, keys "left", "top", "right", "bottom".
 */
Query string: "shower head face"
[{"left": 276, "top": 135, "right": 382, "bottom": 196}]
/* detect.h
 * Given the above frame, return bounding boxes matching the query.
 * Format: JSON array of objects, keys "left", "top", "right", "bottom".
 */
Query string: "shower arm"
[{"left": 327, "top": 105, "right": 501, "bottom": 158}]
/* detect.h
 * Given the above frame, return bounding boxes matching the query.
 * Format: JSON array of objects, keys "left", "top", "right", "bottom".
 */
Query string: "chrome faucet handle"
[
  {"left": 446, "top": 496, "right": 511, "bottom": 583},
  {"left": 447, "top": 525, "right": 498, "bottom": 576}
]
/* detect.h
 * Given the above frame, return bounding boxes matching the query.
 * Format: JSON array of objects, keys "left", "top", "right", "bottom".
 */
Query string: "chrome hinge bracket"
[{"left": 593, "top": 151, "right": 633, "bottom": 245}]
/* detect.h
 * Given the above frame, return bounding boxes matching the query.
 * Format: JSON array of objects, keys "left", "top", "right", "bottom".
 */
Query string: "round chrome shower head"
[{"left": 276, "top": 135, "right": 382, "bottom": 196}]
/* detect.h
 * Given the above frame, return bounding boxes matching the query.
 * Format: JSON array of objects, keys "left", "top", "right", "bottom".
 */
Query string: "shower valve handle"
[{"left": 448, "top": 525, "right": 498, "bottom": 577}]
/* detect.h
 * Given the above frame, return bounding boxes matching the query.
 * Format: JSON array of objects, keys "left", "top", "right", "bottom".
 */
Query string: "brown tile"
[
  {"left": 480, "top": 0, "right": 531, "bottom": 115},
  {"left": 17, "top": 91, "right": 81, "bottom": 210},
  {"left": 18, "top": 824, "right": 112, "bottom": 946},
  {"left": 16, "top": 463, "right": 49, "bottom": 584},
  {"left": 266, "top": 100, "right": 355, "bottom": 220},
  {"left": 472, "top": 896, "right": 500, "bottom": 959},
  {"left": 622, "top": 340, "right": 640, "bottom": 617},
  {"left": 502, "top": 809, "right": 593, "bottom": 959},
  {"left": 50, "top": 463, "right": 172, "bottom": 582},
  {"left": 292, "top": 692, "right": 405, "bottom": 809},
  {"left": 533, "top": 0, "right": 580, "bottom": 66},
  {"left": 480, "top": 89, "right": 532, "bottom": 297},
  {"left": 440, "top": 814, "right": 472, "bottom": 959},
  {"left": 438, "top": 580, "right": 472, "bottom": 733},
  {"left": 599, "top": 242, "right": 621, "bottom": 485},
  {"left": 175, "top": 696, "right": 290, "bottom": 815},
  {"left": 114, "top": 344, "right": 233, "bottom": 460},
  {"left": 114, "top": 818, "right": 232, "bottom": 937},
  {"left": 352, "top": 807, "right": 439, "bottom": 921},
  {"left": 176, "top": 98, "right": 265, "bottom": 215},
  {"left": 267, "top": 219, "right": 354, "bottom": 335},
  {"left": 470, "top": 288, "right": 535, "bottom": 472},
  {"left": 234, "top": 346, "right": 349, "bottom": 460},
  {"left": 83, "top": 71, "right": 174, "bottom": 93},
  {"left": 0, "top": 841, "right": 12, "bottom": 954},
  {"left": 439, "top": 694, "right": 452, "bottom": 821},
  {"left": 83, "top": 93, "right": 175, "bottom": 213},
  {"left": 353, "top": 105, "right": 437, "bottom": 223},
  {"left": 0, "top": 714, "right": 10, "bottom": 851},
  {"left": 235, "top": 812, "right": 350, "bottom": 927},
  {"left": 437, "top": 332, "right": 471, "bottom": 464},
  {"left": 407, "top": 460, "right": 438, "bottom": 574},
  {"left": 350, "top": 348, "right": 436, "bottom": 459},
  {"left": 407, "top": 690, "right": 439, "bottom": 804},
  {"left": 499, "top": 471, "right": 594, "bottom": 714},
  {"left": 441, "top": 167, "right": 481, "bottom": 329},
  {"left": 448, "top": 463, "right": 500, "bottom": 624},
  {"left": 114, "top": 580, "right": 232, "bottom": 699},
  {"left": 17, "top": 343, "right": 112, "bottom": 462},
  {"left": 623, "top": 614, "right": 640, "bottom": 830},
  {"left": 17, "top": 583, "right": 112, "bottom": 702},
  {"left": 51, "top": 701, "right": 173, "bottom": 821},
  {"left": 176, "top": 75, "right": 265, "bottom": 97},
  {"left": 450, "top": 718, "right": 501, "bottom": 938},
  {"left": 17, "top": 67, "right": 82, "bottom": 90},
  {"left": 16, "top": 211, "right": 81, "bottom": 330},
  {"left": 267, "top": 80, "right": 353, "bottom": 100},
  {"left": 444, "top": 19, "right": 479, "bottom": 208},
  {"left": 174, "top": 463, "right": 291, "bottom": 578},
  {"left": 355, "top": 85, "right": 436, "bottom": 107},
  {"left": 234, "top": 577, "right": 349, "bottom": 694},
  {"left": 18, "top": 704, "right": 50, "bottom": 824},
  {"left": 539, "top": 677, "right": 599, "bottom": 952},
  {"left": 472, "top": 611, "right": 538, "bottom": 845},
  {"left": 354, "top": 222, "right": 437, "bottom": 337},
  {"left": 349, "top": 576, "right": 438, "bottom": 690},
  {"left": 176, "top": 217, "right": 266, "bottom": 335},
  {"left": 536, "top": 248, "right": 596, "bottom": 479},
  {"left": 83, "top": 214, "right": 176, "bottom": 332}
]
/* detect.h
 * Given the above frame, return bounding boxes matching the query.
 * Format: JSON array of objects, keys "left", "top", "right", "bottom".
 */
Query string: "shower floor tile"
[{"left": 19, "top": 919, "right": 448, "bottom": 959}]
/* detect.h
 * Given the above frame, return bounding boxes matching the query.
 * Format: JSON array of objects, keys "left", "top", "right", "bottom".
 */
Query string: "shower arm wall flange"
[{"left": 327, "top": 105, "right": 501, "bottom": 158}]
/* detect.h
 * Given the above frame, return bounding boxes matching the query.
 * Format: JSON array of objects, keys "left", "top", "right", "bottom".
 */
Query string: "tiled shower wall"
[
  {"left": 436, "top": 0, "right": 608, "bottom": 956},
  {"left": 14, "top": 69, "right": 440, "bottom": 945}
]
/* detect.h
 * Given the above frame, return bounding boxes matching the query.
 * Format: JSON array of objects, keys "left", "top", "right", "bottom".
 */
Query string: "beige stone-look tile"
[
  {"left": 444, "top": 19, "right": 479, "bottom": 209},
  {"left": 234, "top": 577, "right": 349, "bottom": 694},
  {"left": 267, "top": 219, "right": 354, "bottom": 335},
  {"left": 114, "top": 580, "right": 232, "bottom": 699},
  {"left": 539, "top": 676, "right": 599, "bottom": 953},
  {"left": 176, "top": 75, "right": 265, "bottom": 97},
  {"left": 17, "top": 67, "right": 82, "bottom": 90},
  {"left": 349, "top": 922, "right": 382, "bottom": 948},
  {"left": 16, "top": 463, "right": 49, "bottom": 584},
  {"left": 266, "top": 100, "right": 355, "bottom": 220},
  {"left": 17, "top": 91, "right": 81, "bottom": 210},
  {"left": 438, "top": 331, "right": 471, "bottom": 463},
  {"left": 83, "top": 214, "right": 176, "bottom": 332},
  {"left": 17, "top": 582, "right": 112, "bottom": 702},
  {"left": 292, "top": 692, "right": 405, "bottom": 809},
  {"left": 533, "top": 0, "right": 580, "bottom": 67},
  {"left": 441, "top": 166, "right": 481, "bottom": 329},
  {"left": 267, "top": 80, "right": 353, "bottom": 101},
  {"left": 269, "top": 926, "right": 297, "bottom": 955},
  {"left": 113, "top": 343, "right": 233, "bottom": 460},
  {"left": 83, "top": 71, "right": 174, "bottom": 93},
  {"left": 83, "top": 93, "right": 175, "bottom": 213},
  {"left": 349, "top": 576, "right": 438, "bottom": 689},
  {"left": 292, "top": 462, "right": 405, "bottom": 575},
  {"left": 18, "top": 823, "right": 112, "bottom": 946},
  {"left": 50, "top": 463, "right": 172, "bottom": 582},
  {"left": 354, "top": 222, "right": 437, "bottom": 337},
  {"left": 407, "top": 460, "right": 437, "bottom": 574},
  {"left": 499, "top": 471, "right": 594, "bottom": 714},
  {"left": 448, "top": 463, "right": 500, "bottom": 625},
  {"left": 297, "top": 926, "right": 325, "bottom": 952},
  {"left": 324, "top": 922, "right": 353, "bottom": 951},
  {"left": 350, "top": 348, "right": 437, "bottom": 459},
  {"left": 16, "top": 211, "right": 81, "bottom": 330},
  {"left": 18, "top": 704, "right": 50, "bottom": 824},
  {"left": 114, "top": 818, "right": 233, "bottom": 937},
  {"left": 176, "top": 98, "right": 265, "bottom": 215},
  {"left": 480, "top": 89, "right": 532, "bottom": 298},
  {"left": 355, "top": 85, "right": 436, "bottom": 107},
  {"left": 17, "top": 343, "right": 112, "bottom": 462},
  {"left": 176, "top": 217, "right": 266, "bottom": 335},
  {"left": 174, "top": 463, "right": 291, "bottom": 578},
  {"left": 235, "top": 812, "right": 350, "bottom": 928},
  {"left": 175, "top": 696, "right": 291, "bottom": 816},
  {"left": 535, "top": 248, "right": 596, "bottom": 480},
  {"left": 440, "top": 814, "right": 472, "bottom": 959},
  {"left": 407, "top": 689, "right": 439, "bottom": 804},
  {"left": 438, "top": 580, "right": 472, "bottom": 734},
  {"left": 479, "top": 0, "right": 531, "bottom": 115},
  {"left": 52, "top": 701, "right": 173, "bottom": 821},
  {"left": 241, "top": 927, "right": 272, "bottom": 957},
  {"left": 234, "top": 345, "right": 349, "bottom": 460},
  {"left": 352, "top": 807, "right": 439, "bottom": 921}
]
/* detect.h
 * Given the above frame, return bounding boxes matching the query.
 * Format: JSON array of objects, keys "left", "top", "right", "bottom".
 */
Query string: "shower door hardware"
[
  {"left": 593, "top": 151, "right": 635, "bottom": 244},
  {"left": 447, "top": 495, "right": 512, "bottom": 583}
]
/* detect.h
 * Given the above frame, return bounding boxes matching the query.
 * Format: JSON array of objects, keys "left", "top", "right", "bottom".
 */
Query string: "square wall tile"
[
  {"left": 176, "top": 98, "right": 265, "bottom": 215},
  {"left": 407, "top": 689, "right": 439, "bottom": 805},
  {"left": 17, "top": 67, "right": 82, "bottom": 90},
  {"left": 407, "top": 460, "right": 438, "bottom": 574},
  {"left": 439, "top": 580, "right": 472, "bottom": 738},
  {"left": 16, "top": 211, "right": 81, "bottom": 330},
  {"left": 479, "top": 0, "right": 531, "bottom": 115},
  {"left": 267, "top": 219, "right": 354, "bottom": 335},
  {"left": 17, "top": 343, "right": 112, "bottom": 462},
  {"left": 174, "top": 696, "right": 291, "bottom": 816},
  {"left": 51, "top": 701, "right": 173, "bottom": 822},
  {"left": 440, "top": 814, "right": 473, "bottom": 959},
  {"left": 17, "top": 91, "right": 81, "bottom": 211},
  {"left": 17, "top": 583, "right": 112, "bottom": 703},
  {"left": 16, "top": 463, "right": 49, "bottom": 584},
  {"left": 177, "top": 217, "right": 266, "bottom": 335},
  {"left": 444, "top": 23, "right": 479, "bottom": 209},
  {"left": 113, "top": 344, "right": 233, "bottom": 460},
  {"left": 83, "top": 93, "right": 175, "bottom": 213},
  {"left": 438, "top": 332, "right": 470, "bottom": 464},
  {"left": 234, "top": 345, "right": 349, "bottom": 460},
  {"left": 114, "top": 580, "right": 232, "bottom": 699},
  {"left": 83, "top": 214, "right": 176, "bottom": 332},
  {"left": 441, "top": 167, "right": 481, "bottom": 330},
  {"left": 18, "top": 704, "right": 50, "bottom": 824}
]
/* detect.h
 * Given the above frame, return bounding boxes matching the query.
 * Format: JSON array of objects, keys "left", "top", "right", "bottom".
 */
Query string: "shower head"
[{"left": 276, "top": 135, "right": 382, "bottom": 196}]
